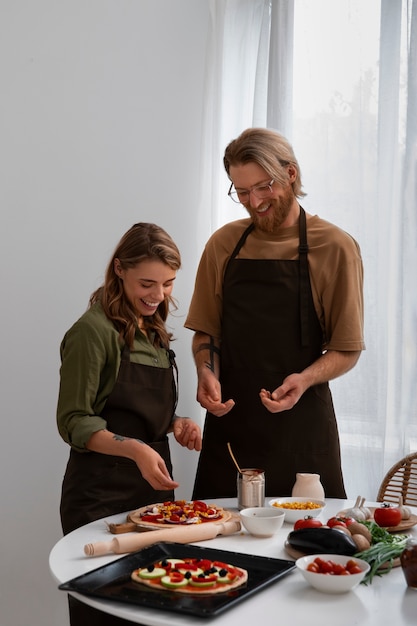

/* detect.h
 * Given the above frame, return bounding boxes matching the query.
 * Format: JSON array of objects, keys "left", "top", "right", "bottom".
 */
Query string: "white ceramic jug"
[{"left": 291, "top": 472, "right": 325, "bottom": 499}]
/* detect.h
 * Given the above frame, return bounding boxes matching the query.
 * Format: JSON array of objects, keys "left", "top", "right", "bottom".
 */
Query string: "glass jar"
[
  {"left": 237, "top": 469, "right": 265, "bottom": 510},
  {"left": 400, "top": 537, "right": 417, "bottom": 589}
]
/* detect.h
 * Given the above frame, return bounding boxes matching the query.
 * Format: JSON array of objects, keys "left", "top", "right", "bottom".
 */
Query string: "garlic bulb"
[
  {"left": 359, "top": 497, "right": 372, "bottom": 520},
  {"left": 343, "top": 495, "right": 367, "bottom": 521},
  {"left": 398, "top": 495, "right": 412, "bottom": 520}
]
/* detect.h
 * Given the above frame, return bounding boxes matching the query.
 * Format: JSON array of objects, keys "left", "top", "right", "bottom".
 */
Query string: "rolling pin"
[{"left": 84, "top": 518, "right": 241, "bottom": 557}]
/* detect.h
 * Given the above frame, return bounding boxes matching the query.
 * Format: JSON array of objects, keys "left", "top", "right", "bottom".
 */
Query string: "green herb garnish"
[{"left": 354, "top": 520, "right": 408, "bottom": 585}]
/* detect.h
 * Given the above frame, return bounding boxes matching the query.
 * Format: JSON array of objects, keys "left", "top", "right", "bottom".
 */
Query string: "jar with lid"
[{"left": 400, "top": 536, "right": 417, "bottom": 589}]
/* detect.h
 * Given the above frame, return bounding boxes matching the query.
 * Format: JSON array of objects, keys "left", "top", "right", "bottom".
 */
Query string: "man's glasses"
[{"left": 228, "top": 179, "right": 275, "bottom": 204}]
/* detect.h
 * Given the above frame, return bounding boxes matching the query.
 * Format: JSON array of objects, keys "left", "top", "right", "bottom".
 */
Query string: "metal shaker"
[{"left": 237, "top": 468, "right": 265, "bottom": 510}]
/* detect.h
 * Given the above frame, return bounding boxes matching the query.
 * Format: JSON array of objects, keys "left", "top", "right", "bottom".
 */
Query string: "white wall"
[{"left": 0, "top": 2, "right": 210, "bottom": 624}]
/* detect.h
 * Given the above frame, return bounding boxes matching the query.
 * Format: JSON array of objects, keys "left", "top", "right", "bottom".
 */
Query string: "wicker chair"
[{"left": 376, "top": 452, "right": 417, "bottom": 507}]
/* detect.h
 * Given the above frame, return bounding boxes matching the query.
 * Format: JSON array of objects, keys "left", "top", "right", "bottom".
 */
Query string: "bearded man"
[{"left": 185, "top": 127, "right": 365, "bottom": 499}]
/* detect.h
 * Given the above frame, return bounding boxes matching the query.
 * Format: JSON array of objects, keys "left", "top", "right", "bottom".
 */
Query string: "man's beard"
[{"left": 248, "top": 187, "right": 295, "bottom": 233}]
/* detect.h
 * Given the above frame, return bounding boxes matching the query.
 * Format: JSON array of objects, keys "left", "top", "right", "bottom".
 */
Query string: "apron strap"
[
  {"left": 298, "top": 208, "right": 310, "bottom": 348},
  {"left": 167, "top": 348, "right": 179, "bottom": 415}
]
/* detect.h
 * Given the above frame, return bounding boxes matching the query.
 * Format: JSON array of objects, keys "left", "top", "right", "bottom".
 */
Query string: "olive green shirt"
[{"left": 56, "top": 302, "right": 171, "bottom": 452}]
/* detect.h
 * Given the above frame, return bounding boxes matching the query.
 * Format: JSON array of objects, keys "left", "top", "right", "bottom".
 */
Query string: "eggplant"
[{"left": 287, "top": 527, "right": 357, "bottom": 556}]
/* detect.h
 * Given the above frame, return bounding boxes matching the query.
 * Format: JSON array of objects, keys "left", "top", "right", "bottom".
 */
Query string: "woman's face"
[{"left": 115, "top": 258, "right": 177, "bottom": 317}]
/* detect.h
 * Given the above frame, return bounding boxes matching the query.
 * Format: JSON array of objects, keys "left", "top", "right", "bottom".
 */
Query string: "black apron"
[
  {"left": 60, "top": 344, "right": 178, "bottom": 535},
  {"left": 192, "top": 208, "right": 346, "bottom": 499}
]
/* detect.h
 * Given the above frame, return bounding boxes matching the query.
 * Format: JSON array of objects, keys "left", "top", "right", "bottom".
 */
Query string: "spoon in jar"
[{"left": 227, "top": 442, "right": 243, "bottom": 474}]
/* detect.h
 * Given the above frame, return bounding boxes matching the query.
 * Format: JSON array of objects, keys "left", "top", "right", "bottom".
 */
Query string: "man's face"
[{"left": 229, "top": 162, "right": 298, "bottom": 232}]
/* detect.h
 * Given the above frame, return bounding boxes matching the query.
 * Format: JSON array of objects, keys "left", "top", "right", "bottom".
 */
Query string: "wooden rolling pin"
[{"left": 84, "top": 518, "right": 241, "bottom": 557}]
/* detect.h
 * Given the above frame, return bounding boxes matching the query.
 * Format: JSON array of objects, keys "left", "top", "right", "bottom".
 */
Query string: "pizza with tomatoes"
[
  {"left": 131, "top": 556, "right": 248, "bottom": 595},
  {"left": 128, "top": 500, "right": 231, "bottom": 528}
]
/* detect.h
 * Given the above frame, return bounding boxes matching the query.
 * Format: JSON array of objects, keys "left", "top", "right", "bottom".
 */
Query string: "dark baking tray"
[{"left": 59, "top": 541, "right": 295, "bottom": 618}]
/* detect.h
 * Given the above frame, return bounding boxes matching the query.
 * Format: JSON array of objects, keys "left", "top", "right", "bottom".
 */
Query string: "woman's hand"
[
  {"left": 172, "top": 417, "right": 202, "bottom": 451},
  {"left": 86, "top": 429, "right": 178, "bottom": 491},
  {"left": 133, "top": 443, "right": 180, "bottom": 491}
]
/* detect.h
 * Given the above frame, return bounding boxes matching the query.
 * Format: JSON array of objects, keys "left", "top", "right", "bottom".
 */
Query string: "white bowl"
[
  {"left": 268, "top": 497, "right": 325, "bottom": 524},
  {"left": 296, "top": 554, "right": 370, "bottom": 593},
  {"left": 239, "top": 506, "right": 285, "bottom": 537}
]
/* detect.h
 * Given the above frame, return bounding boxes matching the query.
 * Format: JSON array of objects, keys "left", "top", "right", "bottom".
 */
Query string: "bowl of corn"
[{"left": 268, "top": 497, "right": 325, "bottom": 524}]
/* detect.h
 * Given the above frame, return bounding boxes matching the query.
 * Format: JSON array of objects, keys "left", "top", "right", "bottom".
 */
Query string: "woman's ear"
[{"left": 114, "top": 258, "right": 123, "bottom": 278}]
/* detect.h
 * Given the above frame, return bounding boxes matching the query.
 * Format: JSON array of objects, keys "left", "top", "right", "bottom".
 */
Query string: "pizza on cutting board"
[
  {"left": 128, "top": 499, "right": 231, "bottom": 528},
  {"left": 131, "top": 556, "right": 248, "bottom": 594}
]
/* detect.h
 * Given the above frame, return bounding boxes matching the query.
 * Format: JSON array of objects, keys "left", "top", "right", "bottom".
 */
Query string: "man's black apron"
[
  {"left": 192, "top": 208, "right": 346, "bottom": 499},
  {"left": 60, "top": 344, "right": 177, "bottom": 535}
]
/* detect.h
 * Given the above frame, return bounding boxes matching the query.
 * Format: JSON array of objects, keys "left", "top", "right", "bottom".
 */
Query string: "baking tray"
[{"left": 59, "top": 541, "right": 296, "bottom": 618}]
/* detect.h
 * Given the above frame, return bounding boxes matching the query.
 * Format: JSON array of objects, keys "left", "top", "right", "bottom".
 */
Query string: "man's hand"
[
  {"left": 259, "top": 350, "right": 362, "bottom": 413},
  {"left": 259, "top": 373, "right": 305, "bottom": 413},
  {"left": 196, "top": 367, "right": 235, "bottom": 416}
]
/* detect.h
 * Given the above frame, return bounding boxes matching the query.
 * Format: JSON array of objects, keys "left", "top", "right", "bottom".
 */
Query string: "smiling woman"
[
  {"left": 114, "top": 259, "right": 177, "bottom": 326},
  {"left": 56, "top": 222, "right": 202, "bottom": 626}
]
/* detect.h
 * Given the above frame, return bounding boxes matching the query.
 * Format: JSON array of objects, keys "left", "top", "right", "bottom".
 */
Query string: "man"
[{"left": 185, "top": 128, "right": 364, "bottom": 499}]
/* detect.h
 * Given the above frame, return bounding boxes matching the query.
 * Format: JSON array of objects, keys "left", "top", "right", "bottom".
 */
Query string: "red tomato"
[
  {"left": 193, "top": 500, "right": 208, "bottom": 512},
  {"left": 178, "top": 563, "right": 200, "bottom": 571},
  {"left": 196, "top": 559, "right": 213, "bottom": 571},
  {"left": 191, "top": 574, "right": 218, "bottom": 583},
  {"left": 169, "top": 571, "right": 185, "bottom": 582},
  {"left": 140, "top": 514, "right": 163, "bottom": 522},
  {"left": 310, "top": 557, "right": 363, "bottom": 576},
  {"left": 306, "top": 562, "right": 319, "bottom": 573},
  {"left": 327, "top": 516, "right": 347, "bottom": 528},
  {"left": 294, "top": 516, "right": 323, "bottom": 530},
  {"left": 373, "top": 503, "right": 402, "bottom": 527}
]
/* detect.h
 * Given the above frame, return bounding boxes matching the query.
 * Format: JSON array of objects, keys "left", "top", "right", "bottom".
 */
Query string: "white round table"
[{"left": 49, "top": 498, "right": 417, "bottom": 625}]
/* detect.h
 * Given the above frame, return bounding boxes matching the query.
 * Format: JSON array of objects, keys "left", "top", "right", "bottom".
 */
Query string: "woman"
[{"left": 57, "top": 222, "right": 201, "bottom": 625}]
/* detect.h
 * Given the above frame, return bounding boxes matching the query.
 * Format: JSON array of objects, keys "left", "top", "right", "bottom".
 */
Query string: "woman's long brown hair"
[{"left": 89, "top": 223, "right": 181, "bottom": 348}]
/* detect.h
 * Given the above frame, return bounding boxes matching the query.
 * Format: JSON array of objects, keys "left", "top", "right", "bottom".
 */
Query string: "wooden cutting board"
[{"left": 336, "top": 508, "right": 417, "bottom": 533}]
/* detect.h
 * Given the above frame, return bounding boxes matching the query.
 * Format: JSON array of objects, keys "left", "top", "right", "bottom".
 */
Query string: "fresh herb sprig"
[{"left": 354, "top": 520, "right": 408, "bottom": 585}]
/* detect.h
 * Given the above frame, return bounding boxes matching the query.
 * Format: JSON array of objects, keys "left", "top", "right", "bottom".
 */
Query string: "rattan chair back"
[{"left": 376, "top": 452, "right": 417, "bottom": 507}]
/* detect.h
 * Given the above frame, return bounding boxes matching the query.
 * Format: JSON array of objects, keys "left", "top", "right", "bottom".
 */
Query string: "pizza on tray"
[
  {"left": 128, "top": 499, "right": 231, "bottom": 528},
  {"left": 131, "top": 556, "right": 248, "bottom": 595}
]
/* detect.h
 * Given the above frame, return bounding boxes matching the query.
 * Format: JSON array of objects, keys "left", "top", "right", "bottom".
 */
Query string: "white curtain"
[{"left": 199, "top": 0, "right": 417, "bottom": 500}]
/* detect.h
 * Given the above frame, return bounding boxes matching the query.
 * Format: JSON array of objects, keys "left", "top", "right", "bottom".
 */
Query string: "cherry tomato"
[
  {"left": 294, "top": 516, "right": 323, "bottom": 530},
  {"left": 346, "top": 560, "right": 363, "bottom": 575},
  {"left": 169, "top": 571, "right": 185, "bottom": 583},
  {"left": 140, "top": 514, "right": 163, "bottom": 522},
  {"left": 308, "top": 557, "right": 364, "bottom": 576},
  {"left": 374, "top": 503, "right": 402, "bottom": 527},
  {"left": 191, "top": 574, "right": 218, "bottom": 583},
  {"left": 193, "top": 500, "right": 208, "bottom": 512},
  {"left": 327, "top": 516, "right": 347, "bottom": 528},
  {"left": 306, "top": 562, "right": 319, "bottom": 573},
  {"left": 178, "top": 563, "right": 200, "bottom": 571},
  {"left": 196, "top": 559, "right": 213, "bottom": 571}
]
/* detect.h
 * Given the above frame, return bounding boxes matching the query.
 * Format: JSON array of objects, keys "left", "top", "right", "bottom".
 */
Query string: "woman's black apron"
[
  {"left": 60, "top": 344, "right": 177, "bottom": 536},
  {"left": 192, "top": 208, "right": 346, "bottom": 499}
]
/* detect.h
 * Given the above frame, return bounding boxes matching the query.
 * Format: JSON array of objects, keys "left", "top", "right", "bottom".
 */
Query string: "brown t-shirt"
[{"left": 185, "top": 214, "right": 365, "bottom": 352}]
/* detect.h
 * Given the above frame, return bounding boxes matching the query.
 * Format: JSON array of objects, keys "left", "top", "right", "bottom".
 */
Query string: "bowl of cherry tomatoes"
[{"left": 295, "top": 554, "right": 370, "bottom": 593}]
